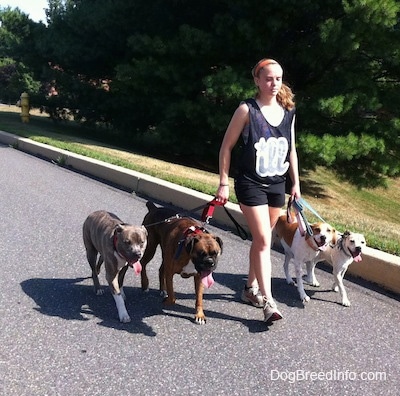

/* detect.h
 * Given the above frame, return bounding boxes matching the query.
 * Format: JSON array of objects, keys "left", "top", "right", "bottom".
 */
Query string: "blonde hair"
[{"left": 252, "top": 58, "right": 295, "bottom": 111}]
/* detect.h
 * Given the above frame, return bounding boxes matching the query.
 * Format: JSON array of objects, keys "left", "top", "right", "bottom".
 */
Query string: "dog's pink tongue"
[
  {"left": 201, "top": 271, "right": 214, "bottom": 288},
  {"left": 131, "top": 261, "right": 142, "bottom": 275},
  {"left": 353, "top": 254, "right": 362, "bottom": 263}
]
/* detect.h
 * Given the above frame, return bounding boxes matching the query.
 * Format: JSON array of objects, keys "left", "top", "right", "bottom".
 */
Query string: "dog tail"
[{"left": 146, "top": 201, "right": 157, "bottom": 212}]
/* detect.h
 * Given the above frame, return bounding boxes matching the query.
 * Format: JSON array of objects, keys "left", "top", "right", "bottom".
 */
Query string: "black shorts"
[{"left": 234, "top": 175, "right": 286, "bottom": 207}]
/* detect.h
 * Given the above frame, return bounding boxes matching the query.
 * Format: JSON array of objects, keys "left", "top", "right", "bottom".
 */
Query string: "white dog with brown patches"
[
  {"left": 305, "top": 231, "right": 366, "bottom": 306},
  {"left": 274, "top": 215, "right": 336, "bottom": 303}
]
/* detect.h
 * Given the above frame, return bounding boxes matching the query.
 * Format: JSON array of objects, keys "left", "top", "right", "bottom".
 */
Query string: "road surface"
[{"left": 1, "top": 144, "right": 399, "bottom": 395}]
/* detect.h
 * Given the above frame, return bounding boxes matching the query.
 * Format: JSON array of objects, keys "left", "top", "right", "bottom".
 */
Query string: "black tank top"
[{"left": 237, "top": 98, "right": 295, "bottom": 185}]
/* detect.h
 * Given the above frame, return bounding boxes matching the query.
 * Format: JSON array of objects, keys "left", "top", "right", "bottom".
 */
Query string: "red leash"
[
  {"left": 201, "top": 198, "right": 248, "bottom": 240},
  {"left": 201, "top": 198, "right": 224, "bottom": 223}
]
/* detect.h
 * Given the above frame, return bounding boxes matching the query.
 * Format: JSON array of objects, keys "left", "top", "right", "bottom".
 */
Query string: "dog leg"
[
  {"left": 158, "top": 263, "right": 168, "bottom": 299},
  {"left": 112, "top": 292, "right": 131, "bottom": 322},
  {"left": 163, "top": 267, "right": 176, "bottom": 305},
  {"left": 86, "top": 248, "right": 103, "bottom": 295},
  {"left": 335, "top": 268, "right": 351, "bottom": 307},
  {"left": 140, "top": 239, "right": 157, "bottom": 292},
  {"left": 107, "top": 269, "right": 131, "bottom": 322},
  {"left": 294, "top": 260, "right": 310, "bottom": 303},
  {"left": 194, "top": 275, "right": 206, "bottom": 325},
  {"left": 283, "top": 254, "right": 294, "bottom": 285},
  {"left": 304, "top": 260, "right": 320, "bottom": 287},
  {"left": 118, "top": 266, "right": 129, "bottom": 290}
]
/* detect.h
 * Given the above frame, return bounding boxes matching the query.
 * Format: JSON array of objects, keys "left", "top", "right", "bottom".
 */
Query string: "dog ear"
[
  {"left": 330, "top": 229, "right": 338, "bottom": 245},
  {"left": 185, "top": 236, "right": 199, "bottom": 254},
  {"left": 343, "top": 230, "right": 351, "bottom": 238},
  {"left": 214, "top": 236, "right": 223, "bottom": 253},
  {"left": 311, "top": 223, "right": 320, "bottom": 234},
  {"left": 141, "top": 225, "right": 148, "bottom": 236}
]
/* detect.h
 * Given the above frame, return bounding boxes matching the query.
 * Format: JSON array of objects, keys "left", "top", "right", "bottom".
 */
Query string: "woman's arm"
[
  {"left": 215, "top": 103, "right": 249, "bottom": 203},
  {"left": 288, "top": 114, "right": 301, "bottom": 199}
]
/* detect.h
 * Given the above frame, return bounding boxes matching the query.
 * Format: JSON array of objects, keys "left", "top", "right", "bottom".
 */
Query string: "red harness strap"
[{"left": 175, "top": 225, "right": 207, "bottom": 259}]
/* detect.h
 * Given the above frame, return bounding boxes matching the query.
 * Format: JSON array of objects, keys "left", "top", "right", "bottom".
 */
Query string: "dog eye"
[{"left": 124, "top": 240, "right": 131, "bottom": 245}]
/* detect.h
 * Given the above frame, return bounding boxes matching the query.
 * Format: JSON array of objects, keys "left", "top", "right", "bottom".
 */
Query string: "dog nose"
[
  {"left": 355, "top": 246, "right": 362, "bottom": 253},
  {"left": 205, "top": 257, "right": 215, "bottom": 266},
  {"left": 321, "top": 235, "right": 326, "bottom": 242}
]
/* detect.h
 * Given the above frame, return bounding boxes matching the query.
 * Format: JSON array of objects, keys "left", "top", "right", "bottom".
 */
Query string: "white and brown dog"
[
  {"left": 274, "top": 215, "right": 336, "bottom": 303},
  {"left": 305, "top": 231, "right": 366, "bottom": 306}
]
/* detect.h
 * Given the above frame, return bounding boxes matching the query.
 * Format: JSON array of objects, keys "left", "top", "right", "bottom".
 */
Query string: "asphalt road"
[{"left": 1, "top": 144, "right": 399, "bottom": 396}]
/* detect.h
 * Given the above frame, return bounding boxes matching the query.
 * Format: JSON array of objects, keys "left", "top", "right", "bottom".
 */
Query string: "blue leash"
[
  {"left": 295, "top": 197, "right": 326, "bottom": 223},
  {"left": 288, "top": 197, "right": 326, "bottom": 237}
]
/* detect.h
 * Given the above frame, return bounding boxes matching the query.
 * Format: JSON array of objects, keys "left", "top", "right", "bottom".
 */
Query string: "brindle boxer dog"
[
  {"left": 83, "top": 210, "right": 147, "bottom": 323},
  {"left": 141, "top": 201, "right": 223, "bottom": 324}
]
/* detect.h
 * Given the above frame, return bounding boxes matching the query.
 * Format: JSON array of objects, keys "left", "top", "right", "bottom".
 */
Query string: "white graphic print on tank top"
[{"left": 254, "top": 136, "right": 289, "bottom": 178}]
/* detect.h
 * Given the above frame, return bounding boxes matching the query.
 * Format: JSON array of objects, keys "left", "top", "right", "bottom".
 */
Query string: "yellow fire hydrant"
[{"left": 20, "top": 92, "right": 30, "bottom": 123}]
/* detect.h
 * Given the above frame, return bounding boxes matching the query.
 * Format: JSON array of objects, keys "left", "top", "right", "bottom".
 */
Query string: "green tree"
[
  {"left": 293, "top": 0, "right": 400, "bottom": 187},
  {"left": 26, "top": 0, "right": 400, "bottom": 187},
  {"left": 0, "top": 7, "right": 42, "bottom": 102}
]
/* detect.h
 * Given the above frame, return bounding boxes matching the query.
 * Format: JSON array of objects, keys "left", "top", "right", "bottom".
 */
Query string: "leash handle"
[
  {"left": 287, "top": 197, "right": 313, "bottom": 237},
  {"left": 201, "top": 199, "right": 219, "bottom": 223}
]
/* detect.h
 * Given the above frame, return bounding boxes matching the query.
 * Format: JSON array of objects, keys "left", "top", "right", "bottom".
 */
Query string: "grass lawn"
[{"left": 1, "top": 104, "right": 399, "bottom": 256}]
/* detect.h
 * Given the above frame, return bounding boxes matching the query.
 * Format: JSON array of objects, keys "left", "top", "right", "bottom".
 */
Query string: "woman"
[{"left": 215, "top": 58, "right": 301, "bottom": 324}]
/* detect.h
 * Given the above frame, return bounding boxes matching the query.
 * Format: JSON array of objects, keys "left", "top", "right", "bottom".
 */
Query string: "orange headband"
[{"left": 253, "top": 59, "right": 278, "bottom": 77}]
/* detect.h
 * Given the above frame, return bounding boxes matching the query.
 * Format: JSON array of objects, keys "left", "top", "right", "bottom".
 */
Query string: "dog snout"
[
  {"left": 126, "top": 248, "right": 143, "bottom": 261},
  {"left": 194, "top": 256, "right": 217, "bottom": 272},
  {"left": 355, "top": 246, "right": 362, "bottom": 254},
  {"left": 320, "top": 235, "right": 326, "bottom": 243}
]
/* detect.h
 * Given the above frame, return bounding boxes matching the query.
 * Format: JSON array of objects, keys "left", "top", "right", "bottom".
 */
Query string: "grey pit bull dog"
[{"left": 82, "top": 210, "right": 148, "bottom": 323}]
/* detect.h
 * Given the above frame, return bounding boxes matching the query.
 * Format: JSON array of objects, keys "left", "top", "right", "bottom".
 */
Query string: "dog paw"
[
  {"left": 333, "top": 286, "right": 339, "bottom": 292},
  {"left": 195, "top": 315, "right": 206, "bottom": 325},
  {"left": 286, "top": 279, "right": 295, "bottom": 286},
  {"left": 163, "top": 297, "right": 176, "bottom": 305},
  {"left": 303, "top": 277, "right": 320, "bottom": 287},
  {"left": 119, "top": 314, "right": 131, "bottom": 323},
  {"left": 342, "top": 299, "right": 351, "bottom": 307},
  {"left": 96, "top": 289, "right": 105, "bottom": 296},
  {"left": 160, "top": 290, "right": 168, "bottom": 299},
  {"left": 301, "top": 295, "right": 311, "bottom": 303}
]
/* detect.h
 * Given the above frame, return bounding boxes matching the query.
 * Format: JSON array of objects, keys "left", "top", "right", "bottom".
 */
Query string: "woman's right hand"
[{"left": 215, "top": 184, "right": 229, "bottom": 205}]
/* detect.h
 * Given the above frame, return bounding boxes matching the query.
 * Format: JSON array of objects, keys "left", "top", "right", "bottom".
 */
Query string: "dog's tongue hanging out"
[
  {"left": 130, "top": 261, "right": 142, "bottom": 275},
  {"left": 352, "top": 252, "right": 362, "bottom": 263},
  {"left": 201, "top": 271, "right": 215, "bottom": 288}
]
